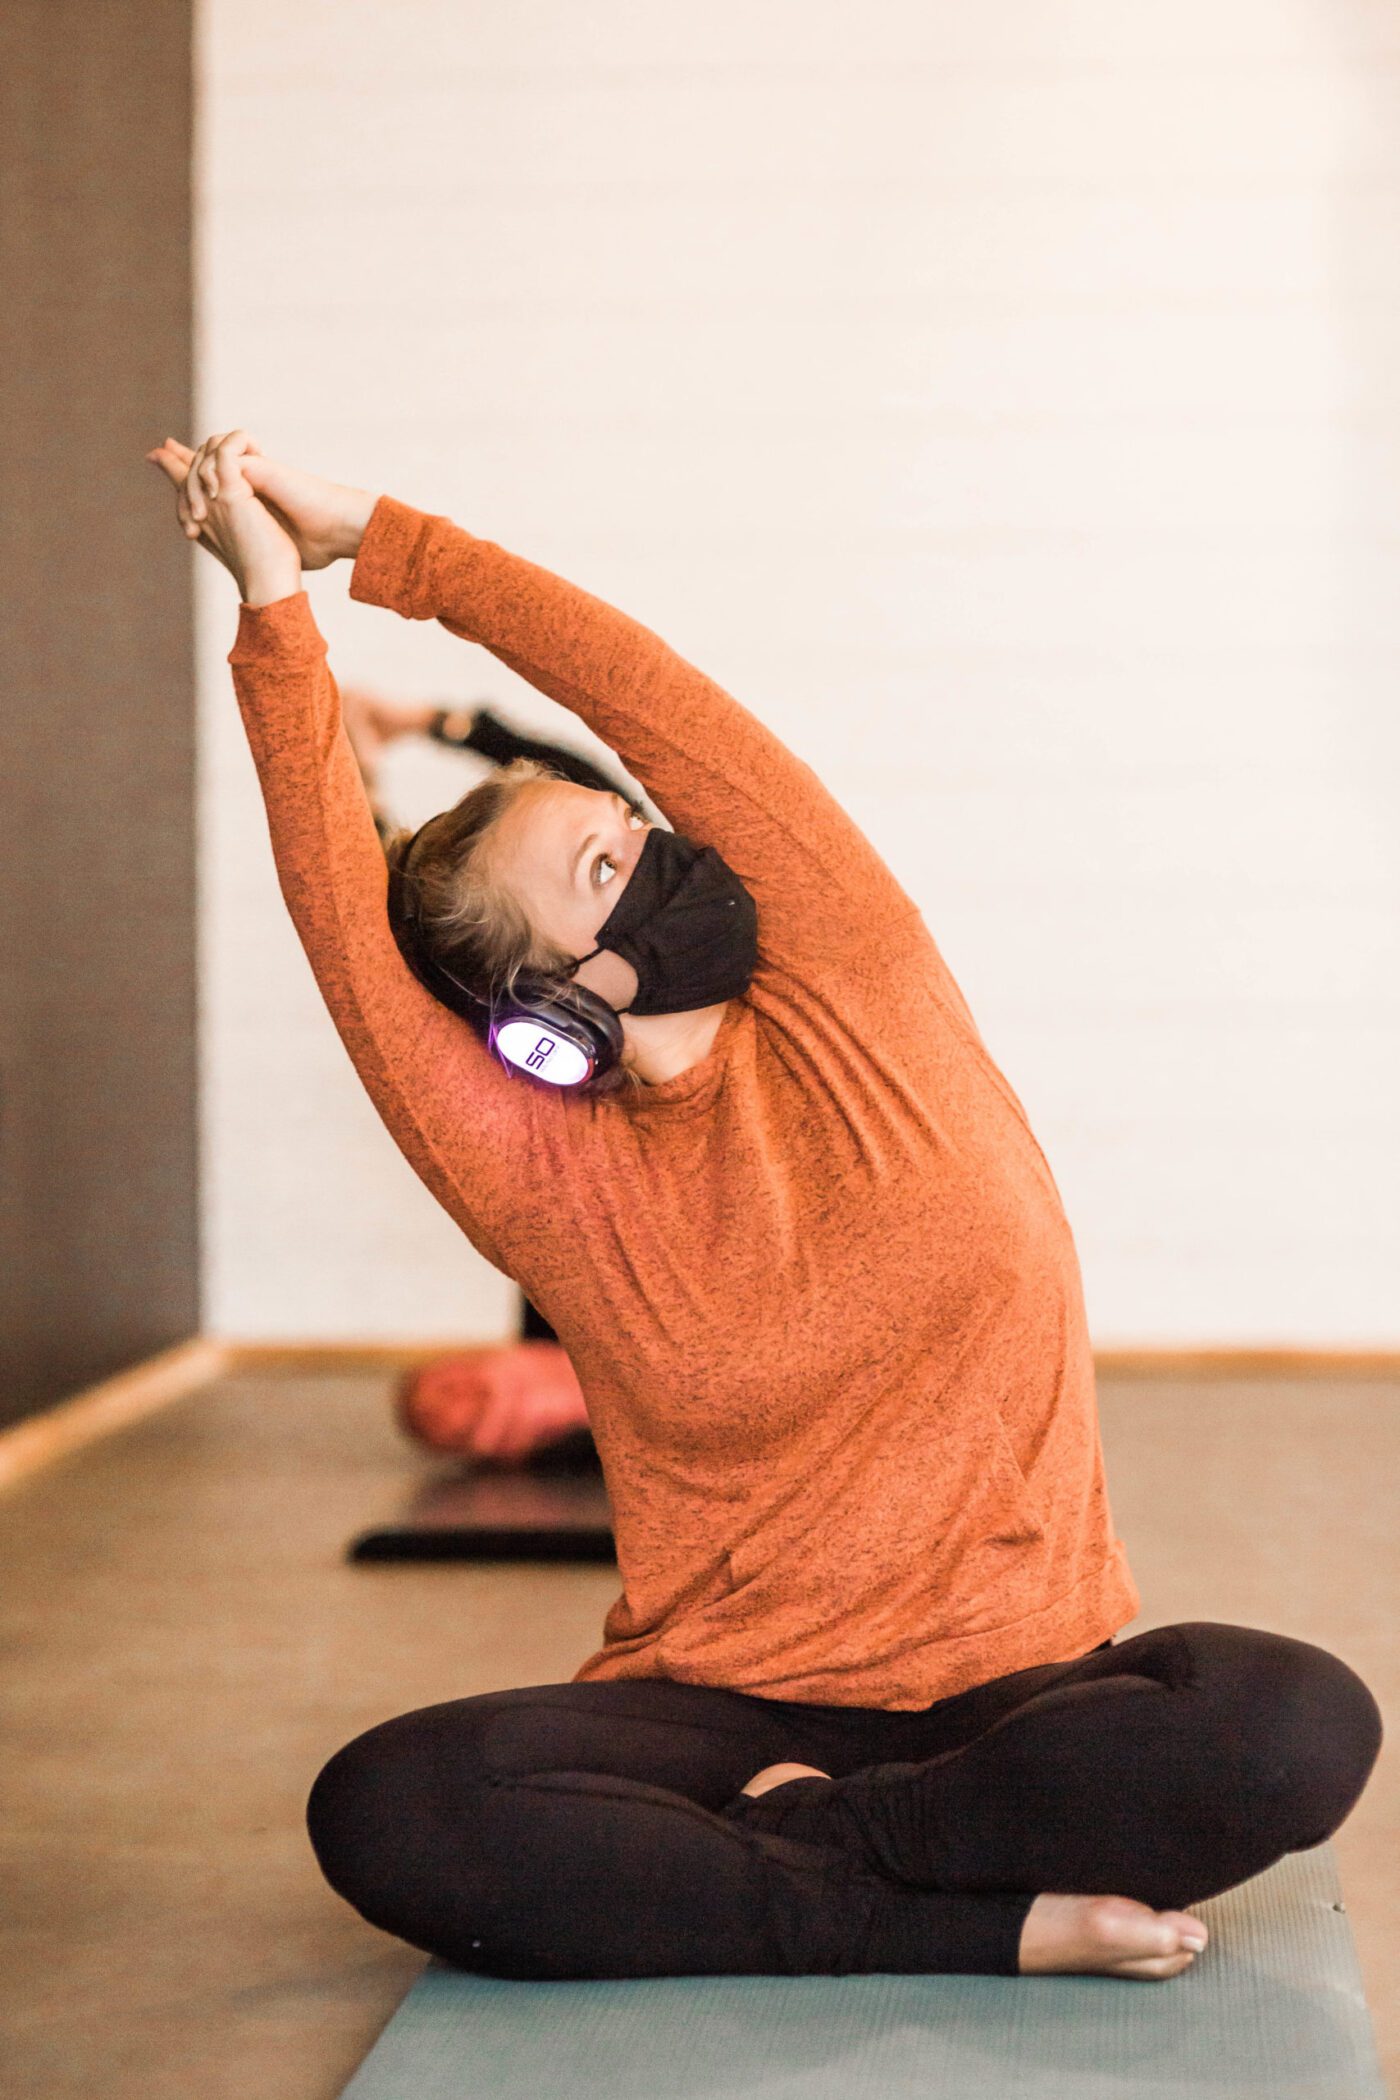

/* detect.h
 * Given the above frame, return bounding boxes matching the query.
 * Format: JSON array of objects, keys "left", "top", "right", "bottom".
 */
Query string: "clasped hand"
[{"left": 145, "top": 431, "right": 377, "bottom": 606}]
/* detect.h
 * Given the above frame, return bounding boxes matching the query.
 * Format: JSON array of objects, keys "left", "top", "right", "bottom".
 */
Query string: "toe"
[
  {"left": 1111, "top": 1948, "right": 1198, "bottom": 1981},
  {"left": 1165, "top": 1910, "right": 1208, "bottom": 1952},
  {"left": 1087, "top": 1895, "right": 1194, "bottom": 1961}
]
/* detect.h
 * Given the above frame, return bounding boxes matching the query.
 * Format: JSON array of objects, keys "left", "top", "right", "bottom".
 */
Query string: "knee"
[
  {"left": 306, "top": 1709, "right": 490, "bottom": 1959},
  {"left": 1273, "top": 1641, "right": 1384, "bottom": 1844},
  {"left": 306, "top": 1717, "right": 416, "bottom": 1925},
  {"left": 1177, "top": 1623, "right": 1384, "bottom": 1845}
]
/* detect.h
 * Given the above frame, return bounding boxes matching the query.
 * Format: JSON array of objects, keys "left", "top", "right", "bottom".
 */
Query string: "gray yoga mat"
[{"left": 339, "top": 1843, "right": 1385, "bottom": 2100}]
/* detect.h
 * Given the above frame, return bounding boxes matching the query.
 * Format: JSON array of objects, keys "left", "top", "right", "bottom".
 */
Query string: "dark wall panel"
[{"left": 0, "top": 0, "right": 199, "bottom": 1426}]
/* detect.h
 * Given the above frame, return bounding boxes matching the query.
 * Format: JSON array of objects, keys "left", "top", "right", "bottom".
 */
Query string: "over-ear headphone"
[{"left": 386, "top": 848, "right": 625, "bottom": 1089}]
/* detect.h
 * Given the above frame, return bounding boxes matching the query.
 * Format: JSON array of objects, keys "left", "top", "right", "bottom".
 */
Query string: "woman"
[{"left": 147, "top": 430, "right": 1381, "bottom": 1985}]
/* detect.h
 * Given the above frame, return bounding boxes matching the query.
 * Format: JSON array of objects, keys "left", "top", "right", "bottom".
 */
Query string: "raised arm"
[
  {"left": 221, "top": 442, "right": 976, "bottom": 1032},
  {"left": 145, "top": 434, "right": 530, "bottom": 1267},
  {"left": 346, "top": 497, "right": 971, "bottom": 1022}
]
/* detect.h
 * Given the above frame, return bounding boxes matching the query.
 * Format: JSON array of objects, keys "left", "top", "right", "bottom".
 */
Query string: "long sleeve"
[
  {"left": 227, "top": 590, "right": 531, "bottom": 1269},
  {"left": 278, "top": 508, "right": 1133, "bottom": 1710},
  {"left": 349, "top": 498, "right": 976, "bottom": 1028}
]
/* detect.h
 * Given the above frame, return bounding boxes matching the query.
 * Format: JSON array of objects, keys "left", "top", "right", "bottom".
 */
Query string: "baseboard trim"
[
  {"left": 221, "top": 1341, "right": 1400, "bottom": 1379},
  {"left": 225, "top": 1340, "right": 499, "bottom": 1370},
  {"left": 1094, "top": 1348, "right": 1400, "bottom": 1379},
  {"left": 0, "top": 1338, "right": 234, "bottom": 1491}
]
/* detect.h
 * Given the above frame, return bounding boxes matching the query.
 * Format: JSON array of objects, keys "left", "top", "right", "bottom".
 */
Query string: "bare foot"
[
  {"left": 739, "top": 1767, "right": 1207, "bottom": 1982},
  {"left": 740, "top": 1762, "right": 831, "bottom": 1798},
  {"left": 396, "top": 1343, "right": 590, "bottom": 1460},
  {"left": 1019, "top": 1893, "right": 1209, "bottom": 1980}
]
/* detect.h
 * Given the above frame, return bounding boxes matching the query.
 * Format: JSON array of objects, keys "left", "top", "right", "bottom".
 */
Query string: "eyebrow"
[{"left": 570, "top": 794, "right": 629, "bottom": 884}]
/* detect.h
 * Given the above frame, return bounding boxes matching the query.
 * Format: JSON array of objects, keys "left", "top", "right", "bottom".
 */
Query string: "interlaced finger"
[
  {"left": 215, "top": 429, "right": 259, "bottom": 485},
  {"left": 200, "top": 431, "right": 236, "bottom": 504},
  {"left": 200, "top": 430, "right": 259, "bottom": 511},
  {"left": 193, "top": 433, "right": 228, "bottom": 518},
  {"left": 177, "top": 469, "right": 208, "bottom": 540},
  {"left": 184, "top": 442, "right": 213, "bottom": 524}
]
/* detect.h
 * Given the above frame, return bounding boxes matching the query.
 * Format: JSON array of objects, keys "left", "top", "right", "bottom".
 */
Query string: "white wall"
[{"left": 197, "top": 0, "right": 1400, "bottom": 1346}]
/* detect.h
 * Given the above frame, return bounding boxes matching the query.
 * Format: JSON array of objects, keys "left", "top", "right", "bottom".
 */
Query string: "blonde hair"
[{"left": 384, "top": 757, "right": 636, "bottom": 1096}]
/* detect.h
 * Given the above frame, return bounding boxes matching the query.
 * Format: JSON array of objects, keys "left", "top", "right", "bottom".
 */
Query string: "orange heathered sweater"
[{"left": 228, "top": 494, "right": 1141, "bottom": 1709}]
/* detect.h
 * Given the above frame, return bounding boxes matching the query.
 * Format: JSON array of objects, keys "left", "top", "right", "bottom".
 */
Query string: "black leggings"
[{"left": 307, "top": 1621, "right": 1381, "bottom": 1981}]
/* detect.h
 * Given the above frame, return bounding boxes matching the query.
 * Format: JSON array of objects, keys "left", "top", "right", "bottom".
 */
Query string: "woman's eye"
[
  {"left": 627, "top": 809, "right": 644, "bottom": 829},
  {"left": 595, "top": 854, "right": 618, "bottom": 886}
]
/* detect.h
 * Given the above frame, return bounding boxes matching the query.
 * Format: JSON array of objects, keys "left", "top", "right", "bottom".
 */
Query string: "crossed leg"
[
  {"left": 306, "top": 1622, "right": 1381, "bottom": 1982},
  {"left": 726, "top": 1622, "right": 1382, "bottom": 1977}
]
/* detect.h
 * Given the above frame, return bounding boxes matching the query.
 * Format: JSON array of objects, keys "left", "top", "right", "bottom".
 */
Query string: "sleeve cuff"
[
  {"left": 349, "top": 493, "right": 447, "bottom": 619},
  {"left": 227, "top": 590, "right": 326, "bottom": 668}
]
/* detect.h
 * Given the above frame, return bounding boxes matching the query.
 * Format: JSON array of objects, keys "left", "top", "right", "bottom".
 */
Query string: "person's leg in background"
[
  {"left": 394, "top": 1295, "right": 593, "bottom": 1461},
  {"left": 516, "top": 1297, "right": 599, "bottom": 1452},
  {"left": 519, "top": 1295, "right": 561, "bottom": 1346},
  {"left": 725, "top": 1621, "right": 1383, "bottom": 1916}
]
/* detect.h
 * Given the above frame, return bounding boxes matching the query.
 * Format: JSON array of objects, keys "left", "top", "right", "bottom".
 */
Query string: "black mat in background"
[{"left": 348, "top": 1434, "right": 614, "bottom": 1562}]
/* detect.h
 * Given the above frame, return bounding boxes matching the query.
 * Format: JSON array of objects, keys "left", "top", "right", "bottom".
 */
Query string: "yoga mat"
[
  {"left": 348, "top": 1448, "right": 614, "bottom": 1564},
  {"left": 338, "top": 1843, "right": 1384, "bottom": 2099}
]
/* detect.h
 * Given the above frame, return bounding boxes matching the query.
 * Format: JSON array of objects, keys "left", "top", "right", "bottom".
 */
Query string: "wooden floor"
[{"left": 1, "top": 1368, "right": 1394, "bottom": 2099}]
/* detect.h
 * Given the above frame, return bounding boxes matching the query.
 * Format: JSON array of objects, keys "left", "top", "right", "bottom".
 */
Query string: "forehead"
[{"left": 489, "top": 776, "right": 605, "bottom": 886}]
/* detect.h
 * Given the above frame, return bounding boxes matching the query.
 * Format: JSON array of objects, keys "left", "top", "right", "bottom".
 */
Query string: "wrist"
[
  {"left": 240, "top": 559, "right": 303, "bottom": 609},
  {"left": 336, "top": 487, "right": 379, "bottom": 562}
]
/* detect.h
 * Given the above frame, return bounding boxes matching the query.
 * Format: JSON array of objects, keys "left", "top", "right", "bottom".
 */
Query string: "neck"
[
  {"left": 569, "top": 949, "right": 730, "bottom": 1087},
  {"left": 620, "top": 1002, "right": 730, "bottom": 1085}
]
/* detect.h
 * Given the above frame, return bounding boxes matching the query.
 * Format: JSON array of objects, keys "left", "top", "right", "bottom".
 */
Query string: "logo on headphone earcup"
[
  {"left": 421, "top": 957, "right": 624, "bottom": 1088},
  {"left": 485, "top": 976, "right": 626, "bottom": 1087}
]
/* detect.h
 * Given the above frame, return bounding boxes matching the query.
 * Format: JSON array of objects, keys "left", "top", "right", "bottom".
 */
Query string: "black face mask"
[{"left": 564, "top": 826, "right": 759, "bottom": 1017}]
